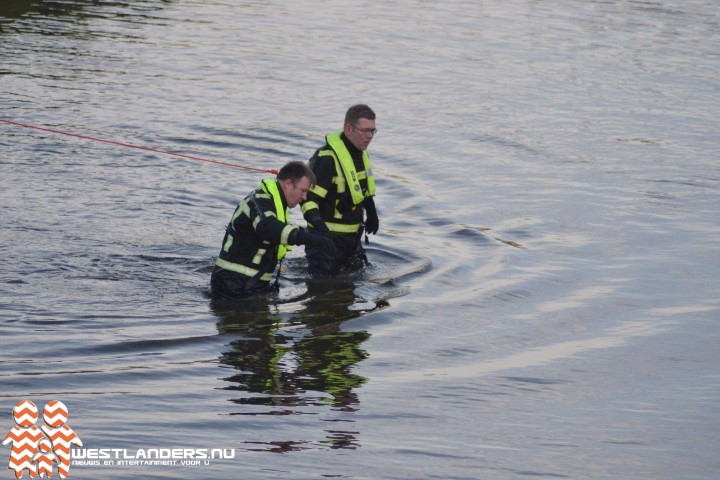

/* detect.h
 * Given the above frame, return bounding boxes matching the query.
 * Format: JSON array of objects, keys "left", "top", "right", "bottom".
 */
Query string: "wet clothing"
[
  {"left": 301, "top": 131, "right": 378, "bottom": 274},
  {"left": 211, "top": 179, "right": 297, "bottom": 299}
]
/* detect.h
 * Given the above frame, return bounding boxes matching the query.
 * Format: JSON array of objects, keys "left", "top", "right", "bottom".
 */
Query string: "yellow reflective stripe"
[
  {"left": 215, "top": 258, "right": 273, "bottom": 281},
  {"left": 252, "top": 216, "right": 261, "bottom": 229},
  {"left": 333, "top": 174, "right": 346, "bottom": 192},
  {"left": 301, "top": 201, "right": 319, "bottom": 214},
  {"left": 281, "top": 225, "right": 296, "bottom": 246},
  {"left": 252, "top": 249, "right": 266, "bottom": 264},
  {"left": 260, "top": 178, "right": 292, "bottom": 261},
  {"left": 231, "top": 199, "right": 250, "bottom": 224},
  {"left": 326, "top": 222, "right": 361, "bottom": 234},
  {"left": 223, "top": 233, "right": 234, "bottom": 253},
  {"left": 310, "top": 184, "right": 328, "bottom": 198},
  {"left": 320, "top": 150, "right": 347, "bottom": 192}
]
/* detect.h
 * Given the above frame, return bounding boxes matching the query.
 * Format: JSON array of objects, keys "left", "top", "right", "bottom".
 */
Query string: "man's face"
[
  {"left": 344, "top": 117, "right": 377, "bottom": 151},
  {"left": 281, "top": 176, "right": 311, "bottom": 208}
]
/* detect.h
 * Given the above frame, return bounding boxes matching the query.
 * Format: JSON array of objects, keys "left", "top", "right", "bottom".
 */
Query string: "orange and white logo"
[
  {"left": 32, "top": 440, "right": 58, "bottom": 479},
  {"left": 3, "top": 400, "right": 82, "bottom": 479}
]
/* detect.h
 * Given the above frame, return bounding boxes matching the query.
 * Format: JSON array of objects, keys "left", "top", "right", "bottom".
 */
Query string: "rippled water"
[{"left": 1, "top": 1, "right": 719, "bottom": 479}]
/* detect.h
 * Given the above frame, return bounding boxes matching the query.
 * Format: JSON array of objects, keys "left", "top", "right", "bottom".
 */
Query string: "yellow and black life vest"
[
  {"left": 260, "top": 178, "right": 292, "bottom": 261},
  {"left": 325, "top": 131, "right": 376, "bottom": 206},
  {"left": 303, "top": 131, "right": 376, "bottom": 235}
]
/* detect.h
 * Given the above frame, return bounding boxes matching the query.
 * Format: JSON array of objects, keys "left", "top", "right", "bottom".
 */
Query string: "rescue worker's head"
[
  {"left": 277, "top": 161, "right": 316, "bottom": 208},
  {"left": 343, "top": 104, "right": 376, "bottom": 151}
]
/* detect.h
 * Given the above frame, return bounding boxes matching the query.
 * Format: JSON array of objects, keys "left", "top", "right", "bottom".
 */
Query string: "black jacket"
[{"left": 211, "top": 179, "right": 297, "bottom": 297}]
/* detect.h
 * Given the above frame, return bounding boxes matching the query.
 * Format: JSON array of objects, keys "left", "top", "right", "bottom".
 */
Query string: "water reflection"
[
  {"left": 0, "top": 0, "right": 110, "bottom": 21},
  {"left": 0, "top": 0, "right": 170, "bottom": 33},
  {"left": 212, "top": 277, "right": 381, "bottom": 450},
  {"left": 0, "top": 0, "right": 35, "bottom": 19}
]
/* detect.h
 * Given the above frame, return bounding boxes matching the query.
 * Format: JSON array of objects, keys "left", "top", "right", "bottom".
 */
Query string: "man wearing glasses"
[{"left": 301, "top": 104, "right": 380, "bottom": 274}]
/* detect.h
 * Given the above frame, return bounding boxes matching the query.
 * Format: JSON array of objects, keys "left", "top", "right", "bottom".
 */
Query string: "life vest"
[
  {"left": 325, "top": 131, "right": 375, "bottom": 205},
  {"left": 260, "top": 178, "right": 292, "bottom": 260}
]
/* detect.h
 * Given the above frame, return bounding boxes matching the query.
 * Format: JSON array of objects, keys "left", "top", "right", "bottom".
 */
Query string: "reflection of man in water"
[
  {"left": 293, "top": 323, "right": 369, "bottom": 411},
  {"left": 212, "top": 277, "right": 371, "bottom": 448}
]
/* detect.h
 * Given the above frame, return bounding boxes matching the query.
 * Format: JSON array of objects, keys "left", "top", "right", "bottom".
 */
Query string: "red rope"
[{"left": 0, "top": 118, "right": 279, "bottom": 175}]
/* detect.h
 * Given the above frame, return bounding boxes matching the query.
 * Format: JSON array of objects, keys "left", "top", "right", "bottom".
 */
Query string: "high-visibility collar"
[
  {"left": 326, "top": 131, "right": 375, "bottom": 205},
  {"left": 260, "top": 178, "right": 290, "bottom": 260}
]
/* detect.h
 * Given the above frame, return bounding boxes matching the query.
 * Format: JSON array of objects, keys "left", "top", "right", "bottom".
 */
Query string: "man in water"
[
  {"left": 301, "top": 104, "right": 380, "bottom": 274},
  {"left": 211, "top": 161, "right": 335, "bottom": 299}
]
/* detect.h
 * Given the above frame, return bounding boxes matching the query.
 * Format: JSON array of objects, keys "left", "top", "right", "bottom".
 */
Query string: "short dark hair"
[
  {"left": 277, "top": 160, "right": 316, "bottom": 185},
  {"left": 344, "top": 104, "right": 376, "bottom": 125}
]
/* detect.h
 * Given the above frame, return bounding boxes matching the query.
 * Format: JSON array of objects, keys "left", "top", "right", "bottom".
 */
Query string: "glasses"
[{"left": 352, "top": 124, "right": 377, "bottom": 136}]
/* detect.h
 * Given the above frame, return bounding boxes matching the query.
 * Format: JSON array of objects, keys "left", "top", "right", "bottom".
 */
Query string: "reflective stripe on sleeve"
[
  {"left": 301, "top": 201, "right": 319, "bottom": 214},
  {"left": 223, "top": 233, "right": 234, "bottom": 253},
  {"left": 281, "top": 225, "right": 296, "bottom": 245}
]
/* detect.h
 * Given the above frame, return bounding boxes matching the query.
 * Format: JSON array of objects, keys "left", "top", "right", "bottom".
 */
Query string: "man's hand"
[
  {"left": 292, "top": 228, "right": 337, "bottom": 255},
  {"left": 364, "top": 197, "right": 379, "bottom": 235}
]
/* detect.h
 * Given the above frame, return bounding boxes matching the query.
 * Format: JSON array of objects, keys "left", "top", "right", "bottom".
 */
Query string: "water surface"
[{"left": 1, "top": 1, "right": 719, "bottom": 479}]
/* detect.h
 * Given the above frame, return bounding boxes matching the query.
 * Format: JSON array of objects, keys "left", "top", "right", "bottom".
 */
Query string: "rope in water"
[{"left": 0, "top": 118, "right": 279, "bottom": 175}]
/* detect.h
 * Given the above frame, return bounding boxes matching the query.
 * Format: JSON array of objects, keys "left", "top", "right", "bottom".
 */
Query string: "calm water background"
[{"left": 1, "top": 1, "right": 719, "bottom": 479}]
